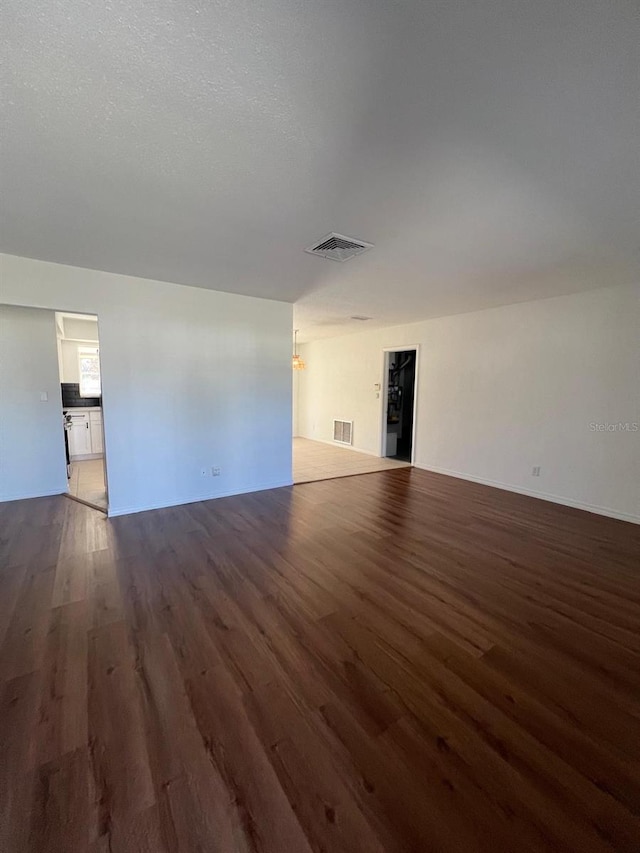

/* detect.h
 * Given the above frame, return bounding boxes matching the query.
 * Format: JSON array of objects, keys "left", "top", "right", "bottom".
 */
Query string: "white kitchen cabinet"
[
  {"left": 68, "top": 412, "right": 92, "bottom": 456},
  {"left": 89, "top": 410, "right": 103, "bottom": 454},
  {"left": 67, "top": 408, "right": 104, "bottom": 458}
]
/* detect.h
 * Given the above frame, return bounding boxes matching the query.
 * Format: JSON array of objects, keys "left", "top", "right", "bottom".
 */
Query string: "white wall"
[
  {"left": 62, "top": 317, "right": 99, "bottom": 342},
  {"left": 58, "top": 316, "right": 100, "bottom": 383},
  {"left": 60, "top": 339, "right": 98, "bottom": 383},
  {"left": 0, "top": 305, "right": 68, "bottom": 501},
  {"left": 1, "top": 254, "right": 293, "bottom": 516},
  {"left": 298, "top": 284, "right": 640, "bottom": 522}
]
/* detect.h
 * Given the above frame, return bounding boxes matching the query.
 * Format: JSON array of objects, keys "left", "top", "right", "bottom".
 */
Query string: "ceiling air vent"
[{"left": 305, "top": 233, "right": 373, "bottom": 263}]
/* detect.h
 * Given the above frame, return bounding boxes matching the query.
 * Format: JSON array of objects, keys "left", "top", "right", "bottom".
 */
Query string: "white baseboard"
[
  {"left": 413, "top": 463, "right": 640, "bottom": 525},
  {"left": 107, "top": 478, "right": 293, "bottom": 518}
]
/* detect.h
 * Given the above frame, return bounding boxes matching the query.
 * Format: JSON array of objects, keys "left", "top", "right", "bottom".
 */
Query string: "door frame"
[
  {"left": 60, "top": 310, "right": 109, "bottom": 510},
  {"left": 379, "top": 345, "right": 420, "bottom": 464},
  {"left": 3, "top": 302, "right": 110, "bottom": 511}
]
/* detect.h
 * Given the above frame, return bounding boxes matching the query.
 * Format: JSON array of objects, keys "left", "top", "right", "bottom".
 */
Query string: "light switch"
[{"left": 40, "top": 391, "right": 48, "bottom": 402}]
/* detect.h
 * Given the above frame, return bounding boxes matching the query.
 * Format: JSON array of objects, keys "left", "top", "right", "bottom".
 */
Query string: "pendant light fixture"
[{"left": 292, "top": 329, "right": 306, "bottom": 370}]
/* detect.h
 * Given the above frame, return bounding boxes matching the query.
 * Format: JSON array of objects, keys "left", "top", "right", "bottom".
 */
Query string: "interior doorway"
[
  {"left": 56, "top": 312, "right": 108, "bottom": 512},
  {"left": 382, "top": 347, "right": 418, "bottom": 463}
]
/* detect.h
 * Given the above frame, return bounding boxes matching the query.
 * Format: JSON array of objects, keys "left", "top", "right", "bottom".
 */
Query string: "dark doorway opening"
[{"left": 384, "top": 349, "right": 416, "bottom": 462}]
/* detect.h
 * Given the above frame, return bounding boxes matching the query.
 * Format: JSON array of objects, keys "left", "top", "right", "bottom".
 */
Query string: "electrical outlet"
[
  {"left": 212, "top": 467, "right": 221, "bottom": 477},
  {"left": 532, "top": 466, "right": 541, "bottom": 477}
]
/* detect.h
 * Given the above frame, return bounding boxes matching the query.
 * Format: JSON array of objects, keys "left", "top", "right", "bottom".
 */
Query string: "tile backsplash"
[{"left": 61, "top": 383, "right": 101, "bottom": 408}]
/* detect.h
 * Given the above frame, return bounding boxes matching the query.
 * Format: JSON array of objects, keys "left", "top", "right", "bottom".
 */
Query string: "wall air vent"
[
  {"left": 333, "top": 419, "right": 353, "bottom": 445},
  {"left": 305, "top": 233, "right": 373, "bottom": 263}
]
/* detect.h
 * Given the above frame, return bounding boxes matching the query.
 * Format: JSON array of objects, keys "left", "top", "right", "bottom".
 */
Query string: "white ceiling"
[{"left": 2, "top": 0, "right": 638, "bottom": 341}]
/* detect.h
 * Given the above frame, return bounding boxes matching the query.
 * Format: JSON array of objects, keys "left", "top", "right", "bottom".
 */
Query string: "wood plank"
[
  {"left": 87, "top": 620, "right": 156, "bottom": 847},
  {"left": 30, "top": 600, "right": 89, "bottom": 766},
  {"left": 0, "top": 468, "right": 637, "bottom": 851},
  {"left": 0, "top": 567, "right": 55, "bottom": 682}
]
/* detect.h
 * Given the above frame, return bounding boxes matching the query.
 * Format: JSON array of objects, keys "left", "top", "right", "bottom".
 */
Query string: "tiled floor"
[
  {"left": 67, "top": 458, "right": 108, "bottom": 511},
  {"left": 293, "top": 436, "right": 410, "bottom": 484}
]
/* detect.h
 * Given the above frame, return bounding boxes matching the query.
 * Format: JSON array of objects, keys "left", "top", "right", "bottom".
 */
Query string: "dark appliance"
[{"left": 63, "top": 413, "right": 72, "bottom": 479}]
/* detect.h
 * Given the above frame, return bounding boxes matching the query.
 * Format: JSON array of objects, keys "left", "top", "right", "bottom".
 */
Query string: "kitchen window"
[{"left": 78, "top": 347, "right": 101, "bottom": 397}]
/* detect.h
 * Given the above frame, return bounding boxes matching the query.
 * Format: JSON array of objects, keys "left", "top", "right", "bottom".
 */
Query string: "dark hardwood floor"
[{"left": 1, "top": 468, "right": 639, "bottom": 852}]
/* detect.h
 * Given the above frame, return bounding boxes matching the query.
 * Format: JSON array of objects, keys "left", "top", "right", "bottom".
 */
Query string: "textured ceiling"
[{"left": 1, "top": 0, "right": 638, "bottom": 340}]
